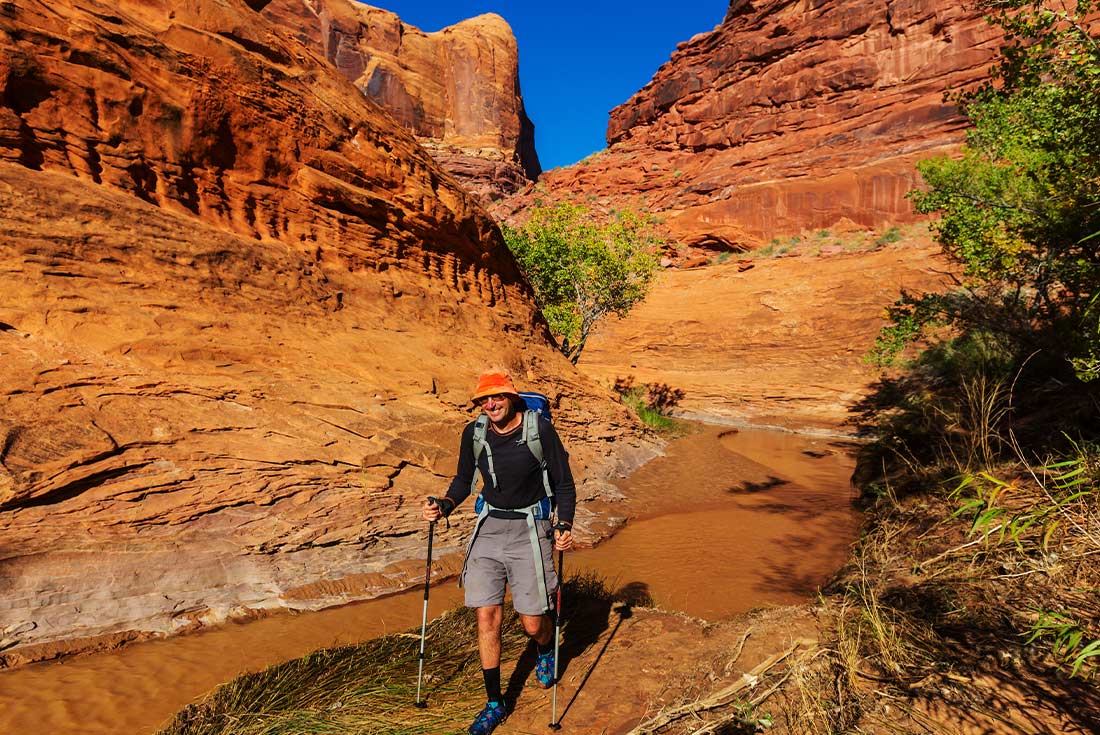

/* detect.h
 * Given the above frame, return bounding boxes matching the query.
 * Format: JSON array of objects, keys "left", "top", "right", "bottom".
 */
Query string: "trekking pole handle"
[
  {"left": 552, "top": 522, "right": 571, "bottom": 545},
  {"left": 426, "top": 495, "right": 452, "bottom": 530}
]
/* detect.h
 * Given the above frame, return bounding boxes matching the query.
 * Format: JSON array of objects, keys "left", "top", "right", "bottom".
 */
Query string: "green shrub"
[
  {"left": 873, "top": 227, "right": 902, "bottom": 247},
  {"left": 877, "top": 0, "right": 1100, "bottom": 381},
  {"left": 613, "top": 376, "right": 686, "bottom": 433},
  {"left": 504, "top": 203, "right": 661, "bottom": 364}
]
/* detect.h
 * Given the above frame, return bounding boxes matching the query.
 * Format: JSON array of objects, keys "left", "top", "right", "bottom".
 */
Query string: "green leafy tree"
[
  {"left": 873, "top": 0, "right": 1100, "bottom": 381},
  {"left": 503, "top": 202, "right": 661, "bottom": 364}
]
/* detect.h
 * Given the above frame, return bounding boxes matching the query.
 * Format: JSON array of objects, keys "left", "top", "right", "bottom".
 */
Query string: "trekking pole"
[
  {"left": 414, "top": 497, "right": 439, "bottom": 709},
  {"left": 549, "top": 523, "right": 568, "bottom": 730}
]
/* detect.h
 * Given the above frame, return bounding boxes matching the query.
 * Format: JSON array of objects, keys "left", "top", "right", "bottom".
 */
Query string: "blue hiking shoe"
[
  {"left": 468, "top": 700, "right": 506, "bottom": 735},
  {"left": 535, "top": 649, "right": 556, "bottom": 688}
]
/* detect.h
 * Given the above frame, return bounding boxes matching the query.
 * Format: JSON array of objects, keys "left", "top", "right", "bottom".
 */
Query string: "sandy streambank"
[
  {"left": 581, "top": 242, "right": 953, "bottom": 433},
  {"left": 0, "top": 429, "right": 660, "bottom": 670}
]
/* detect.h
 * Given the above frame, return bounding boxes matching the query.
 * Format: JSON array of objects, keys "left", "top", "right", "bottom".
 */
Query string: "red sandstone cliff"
[
  {"left": 263, "top": 0, "right": 541, "bottom": 203},
  {"left": 496, "top": 0, "right": 1003, "bottom": 254},
  {"left": 0, "top": 0, "right": 642, "bottom": 664}
]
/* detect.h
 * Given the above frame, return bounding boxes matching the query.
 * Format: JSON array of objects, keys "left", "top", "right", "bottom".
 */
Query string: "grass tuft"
[
  {"left": 158, "top": 576, "right": 624, "bottom": 735},
  {"left": 159, "top": 607, "right": 489, "bottom": 735},
  {"left": 612, "top": 376, "right": 689, "bottom": 435}
]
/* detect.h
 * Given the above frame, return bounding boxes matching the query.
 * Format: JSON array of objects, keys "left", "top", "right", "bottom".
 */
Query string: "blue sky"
[{"left": 368, "top": 2, "right": 727, "bottom": 171}]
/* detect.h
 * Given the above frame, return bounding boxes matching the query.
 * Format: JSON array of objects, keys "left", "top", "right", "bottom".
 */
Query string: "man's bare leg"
[
  {"left": 476, "top": 605, "right": 504, "bottom": 668},
  {"left": 519, "top": 612, "right": 552, "bottom": 647},
  {"left": 478, "top": 607, "right": 553, "bottom": 665},
  {"left": 470, "top": 604, "right": 508, "bottom": 733}
]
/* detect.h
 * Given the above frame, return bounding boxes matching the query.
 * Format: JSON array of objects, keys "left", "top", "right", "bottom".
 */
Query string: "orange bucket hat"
[{"left": 471, "top": 369, "right": 521, "bottom": 404}]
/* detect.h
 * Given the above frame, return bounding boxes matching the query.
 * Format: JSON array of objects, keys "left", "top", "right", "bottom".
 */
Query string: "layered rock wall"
[
  {"left": 264, "top": 0, "right": 541, "bottom": 202},
  {"left": 0, "top": 0, "right": 507, "bottom": 276},
  {"left": 497, "top": 0, "right": 1003, "bottom": 251},
  {"left": 0, "top": 0, "right": 641, "bottom": 664}
]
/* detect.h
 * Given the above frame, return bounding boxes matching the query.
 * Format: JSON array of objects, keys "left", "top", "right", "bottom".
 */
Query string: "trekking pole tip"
[
  {"left": 414, "top": 700, "right": 428, "bottom": 709},
  {"left": 548, "top": 722, "right": 562, "bottom": 730}
]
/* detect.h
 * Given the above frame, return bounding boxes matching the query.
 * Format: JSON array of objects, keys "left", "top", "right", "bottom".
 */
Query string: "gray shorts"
[{"left": 462, "top": 515, "right": 558, "bottom": 615}]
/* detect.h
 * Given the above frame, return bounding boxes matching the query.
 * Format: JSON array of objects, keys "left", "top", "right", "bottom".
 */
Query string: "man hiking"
[{"left": 422, "top": 368, "right": 576, "bottom": 735}]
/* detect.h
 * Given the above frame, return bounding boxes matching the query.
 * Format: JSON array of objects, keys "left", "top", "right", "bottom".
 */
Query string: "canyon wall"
[
  {"left": 0, "top": 0, "right": 642, "bottom": 664},
  {"left": 496, "top": 0, "right": 1003, "bottom": 254},
  {"left": 263, "top": 0, "right": 541, "bottom": 203}
]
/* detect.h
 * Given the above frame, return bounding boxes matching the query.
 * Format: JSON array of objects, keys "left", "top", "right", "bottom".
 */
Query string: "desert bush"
[
  {"left": 503, "top": 203, "right": 661, "bottom": 364},
  {"left": 875, "top": 0, "right": 1100, "bottom": 383}
]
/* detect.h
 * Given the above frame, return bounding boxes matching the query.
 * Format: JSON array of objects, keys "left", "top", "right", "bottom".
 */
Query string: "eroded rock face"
[
  {"left": 0, "top": 0, "right": 644, "bottom": 664},
  {"left": 497, "top": 0, "right": 1002, "bottom": 252},
  {"left": 263, "top": 0, "right": 541, "bottom": 203},
  {"left": 0, "top": 0, "right": 509, "bottom": 275}
]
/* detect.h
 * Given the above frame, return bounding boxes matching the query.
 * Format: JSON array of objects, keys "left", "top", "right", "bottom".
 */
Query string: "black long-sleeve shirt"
[{"left": 444, "top": 414, "right": 576, "bottom": 526}]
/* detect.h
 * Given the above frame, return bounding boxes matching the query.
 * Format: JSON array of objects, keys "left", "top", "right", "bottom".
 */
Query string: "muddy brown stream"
[{"left": 0, "top": 425, "right": 858, "bottom": 735}]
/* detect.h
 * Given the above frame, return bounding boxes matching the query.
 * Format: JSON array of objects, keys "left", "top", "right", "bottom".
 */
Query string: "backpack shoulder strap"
[
  {"left": 472, "top": 414, "right": 490, "bottom": 457},
  {"left": 521, "top": 409, "right": 543, "bottom": 463},
  {"left": 471, "top": 414, "right": 494, "bottom": 493},
  {"left": 520, "top": 410, "right": 553, "bottom": 501}
]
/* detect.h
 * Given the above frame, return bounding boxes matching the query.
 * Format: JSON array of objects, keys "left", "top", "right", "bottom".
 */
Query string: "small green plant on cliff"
[
  {"left": 503, "top": 203, "right": 661, "bottom": 364},
  {"left": 873, "top": 226, "right": 902, "bottom": 247},
  {"left": 612, "top": 375, "right": 686, "bottom": 433},
  {"left": 751, "top": 239, "right": 792, "bottom": 259}
]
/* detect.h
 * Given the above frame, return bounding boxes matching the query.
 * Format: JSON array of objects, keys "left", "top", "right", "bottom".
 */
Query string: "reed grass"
[
  {"left": 612, "top": 376, "right": 689, "bottom": 435},
  {"left": 159, "top": 606, "right": 496, "bottom": 735},
  {"left": 619, "top": 390, "right": 684, "bottom": 433},
  {"left": 159, "top": 576, "right": 621, "bottom": 735}
]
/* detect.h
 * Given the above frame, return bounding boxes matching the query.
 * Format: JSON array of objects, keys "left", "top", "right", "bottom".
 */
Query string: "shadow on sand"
[{"left": 504, "top": 578, "right": 653, "bottom": 724}]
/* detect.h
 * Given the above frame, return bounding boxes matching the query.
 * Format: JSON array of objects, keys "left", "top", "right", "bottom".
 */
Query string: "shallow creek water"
[{"left": 0, "top": 425, "right": 858, "bottom": 735}]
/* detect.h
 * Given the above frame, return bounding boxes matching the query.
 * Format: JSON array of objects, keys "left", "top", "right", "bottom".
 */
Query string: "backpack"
[
  {"left": 517, "top": 391, "right": 552, "bottom": 422},
  {"left": 470, "top": 391, "right": 554, "bottom": 505}
]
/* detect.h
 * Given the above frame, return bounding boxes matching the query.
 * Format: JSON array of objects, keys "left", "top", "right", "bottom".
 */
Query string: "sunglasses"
[{"left": 476, "top": 393, "right": 511, "bottom": 407}]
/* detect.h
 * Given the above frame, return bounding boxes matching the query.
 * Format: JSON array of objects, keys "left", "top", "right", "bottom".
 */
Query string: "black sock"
[
  {"left": 536, "top": 637, "right": 554, "bottom": 655},
  {"left": 482, "top": 666, "right": 502, "bottom": 704}
]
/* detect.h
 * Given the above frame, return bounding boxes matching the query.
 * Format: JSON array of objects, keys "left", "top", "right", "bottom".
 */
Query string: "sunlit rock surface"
[
  {"left": 496, "top": 0, "right": 1002, "bottom": 254},
  {"left": 583, "top": 236, "right": 953, "bottom": 431},
  {"left": 264, "top": 0, "right": 541, "bottom": 203},
  {"left": 0, "top": 0, "right": 644, "bottom": 664}
]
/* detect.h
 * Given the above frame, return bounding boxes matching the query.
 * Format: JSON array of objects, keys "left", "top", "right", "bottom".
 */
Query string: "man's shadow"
[{"left": 504, "top": 578, "right": 652, "bottom": 718}]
